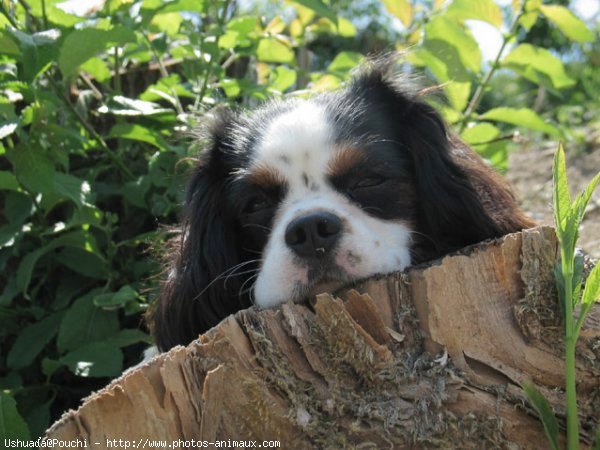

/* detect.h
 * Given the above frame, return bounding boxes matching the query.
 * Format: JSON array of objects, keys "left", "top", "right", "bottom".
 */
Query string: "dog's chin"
[{"left": 253, "top": 264, "right": 354, "bottom": 309}]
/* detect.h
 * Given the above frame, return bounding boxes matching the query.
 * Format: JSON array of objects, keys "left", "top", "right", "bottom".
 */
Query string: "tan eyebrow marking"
[
  {"left": 327, "top": 147, "right": 366, "bottom": 177},
  {"left": 246, "top": 163, "right": 286, "bottom": 187}
]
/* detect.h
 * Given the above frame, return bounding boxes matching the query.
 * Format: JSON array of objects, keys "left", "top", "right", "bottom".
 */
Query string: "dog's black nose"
[{"left": 285, "top": 212, "right": 342, "bottom": 258}]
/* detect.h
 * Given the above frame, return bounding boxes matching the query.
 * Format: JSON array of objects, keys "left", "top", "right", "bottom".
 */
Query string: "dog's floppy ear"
[
  {"left": 401, "top": 99, "right": 509, "bottom": 258},
  {"left": 148, "top": 108, "right": 251, "bottom": 351},
  {"left": 350, "top": 61, "right": 533, "bottom": 260}
]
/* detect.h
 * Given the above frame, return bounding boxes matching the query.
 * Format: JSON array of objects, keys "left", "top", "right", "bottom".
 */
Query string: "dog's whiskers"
[
  {"left": 361, "top": 205, "right": 384, "bottom": 214},
  {"left": 238, "top": 273, "right": 259, "bottom": 302},
  {"left": 242, "top": 223, "right": 272, "bottom": 232},
  {"left": 242, "top": 247, "right": 263, "bottom": 256},
  {"left": 192, "top": 259, "right": 263, "bottom": 302},
  {"left": 223, "top": 267, "right": 260, "bottom": 289},
  {"left": 409, "top": 229, "right": 437, "bottom": 246}
]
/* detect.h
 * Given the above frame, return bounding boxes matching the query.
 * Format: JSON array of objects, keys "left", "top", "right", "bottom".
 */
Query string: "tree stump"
[{"left": 44, "top": 226, "right": 600, "bottom": 449}]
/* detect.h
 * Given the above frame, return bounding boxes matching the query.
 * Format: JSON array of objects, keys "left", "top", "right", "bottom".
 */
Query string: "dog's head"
[{"left": 149, "top": 62, "right": 534, "bottom": 350}]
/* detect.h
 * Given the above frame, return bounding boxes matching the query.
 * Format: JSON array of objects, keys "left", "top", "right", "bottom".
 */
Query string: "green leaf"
[
  {"left": 94, "top": 285, "right": 139, "bottom": 307},
  {"left": 25, "top": 397, "right": 53, "bottom": 439},
  {"left": 461, "top": 123, "right": 507, "bottom": 170},
  {"left": 141, "top": 0, "right": 206, "bottom": 16},
  {"left": 425, "top": 16, "right": 481, "bottom": 74},
  {"left": 57, "top": 290, "right": 119, "bottom": 353},
  {"left": 0, "top": 392, "right": 30, "bottom": 440},
  {"left": 54, "top": 172, "right": 94, "bottom": 209},
  {"left": 59, "top": 26, "right": 136, "bottom": 76},
  {"left": 519, "top": 11, "right": 539, "bottom": 31},
  {"left": 256, "top": 38, "right": 294, "bottom": 63},
  {"left": 7, "top": 313, "right": 63, "bottom": 370},
  {"left": 12, "top": 144, "right": 56, "bottom": 196},
  {"left": 461, "top": 122, "right": 500, "bottom": 145},
  {"left": 522, "top": 383, "right": 560, "bottom": 450},
  {"left": 5, "top": 192, "right": 33, "bottom": 225},
  {"left": 552, "top": 143, "right": 571, "bottom": 240},
  {"left": 269, "top": 66, "right": 297, "bottom": 93},
  {"left": 55, "top": 247, "right": 109, "bottom": 279},
  {"left": 408, "top": 49, "right": 472, "bottom": 112},
  {"left": 478, "top": 140, "right": 509, "bottom": 172},
  {"left": 293, "top": 0, "right": 338, "bottom": 25},
  {"left": 0, "top": 31, "right": 20, "bottom": 56},
  {"left": 446, "top": 0, "right": 503, "bottom": 28},
  {"left": 571, "top": 172, "right": 600, "bottom": 231},
  {"left": 0, "top": 224, "right": 21, "bottom": 249},
  {"left": 227, "top": 16, "right": 260, "bottom": 34},
  {"left": 420, "top": 16, "right": 480, "bottom": 111},
  {"left": 539, "top": 5, "right": 594, "bottom": 43},
  {"left": 503, "top": 44, "right": 575, "bottom": 90},
  {"left": 105, "top": 329, "right": 153, "bottom": 347},
  {"left": 0, "top": 120, "right": 18, "bottom": 139},
  {"left": 0, "top": 171, "right": 19, "bottom": 191},
  {"left": 327, "top": 51, "right": 363, "bottom": 75},
  {"left": 80, "top": 57, "right": 111, "bottom": 82},
  {"left": 108, "top": 123, "right": 168, "bottom": 150},
  {"left": 41, "top": 358, "right": 63, "bottom": 378},
  {"left": 99, "top": 95, "right": 172, "bottom": 116},
  {"left": 336, "top": 18, "right": 357, "bottom": 37},
  {"left": 122, "top": 176, "right": 152, "bottom": 208},
  {"left": 480, "top": 107, "right": 561, "bottom": 136},
  {"left": 150, "top": 12, "right": 183, "bottom": 35},
  {"left": 572, "top": 250, "right": 585, "bottom": 307},
  {"left": 32, "top": 1, "right": 80, "bottom": 27},
  {"left": 59, "top": 342, "right": 123, "bottom": 377},
  {"left": 382, "top": 0, "right": 413, "bottom": 27},
  {"left": 16, "top": 231, "right": 95, "bottom": 297},
  {"left": 6, "top": 28, "right": 60, "bottom": 82},
  {"left": 219, "top": 30, "right": 248, "bottom": 49},
  {"left": 581, "top": 259, "right": 600, "bottom": 319}
]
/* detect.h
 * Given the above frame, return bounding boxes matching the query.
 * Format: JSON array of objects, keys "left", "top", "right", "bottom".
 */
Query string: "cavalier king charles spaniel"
[{"left": 148, "top": 60, "right": 534, "bottom": 351}]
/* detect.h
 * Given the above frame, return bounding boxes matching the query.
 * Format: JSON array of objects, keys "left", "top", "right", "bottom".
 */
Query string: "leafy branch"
[
  {"left": 524, "top": 143, "right": 600, "bottom": 450},
  {"left": 459, "top": 2, "right": 526, "bottom": 132}
]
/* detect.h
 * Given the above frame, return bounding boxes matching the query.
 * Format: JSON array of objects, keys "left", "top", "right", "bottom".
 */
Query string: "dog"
[{"left": 147, "top": 59, "right": 535, "bottom": 351}]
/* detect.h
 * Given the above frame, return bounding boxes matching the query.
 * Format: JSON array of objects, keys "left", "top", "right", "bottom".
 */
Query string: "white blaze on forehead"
[
  {"left": 253, "top": 101, "right": 333, "bottom": 190},
  {"left": 249, "top": 100, "right": 413, "bottom": 309}
]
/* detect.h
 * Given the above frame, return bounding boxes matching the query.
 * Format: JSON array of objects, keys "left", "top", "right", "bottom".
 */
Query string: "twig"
[
  {"left": 16, "top": 0, "right": 41, "bottom": 30},
  {"left": 141, "top": 32, "right": 185, "bottom": 116},
  {"left": 41, "top": 0, "right": 47, "bottom": 29},
  {"left": 0, "top": 2, "right": 20, "bottom": 28},
  {"left": 47, "top": 74, "right": 134, "bottom": 180},
  {"left": 467, "top": 132, "right": 521, "bottom": 146},
  {"left": 196, "top": 0, "right": 231, "bottom": 112},
  {"left": 113, "top": 47, "right": 122, "bottom": 95},
  {"left": 79, "top": 74, "right": 103, "bottom": 100},
  {"left": 458, "top": 3, "right": 526, "bottom": 132}
]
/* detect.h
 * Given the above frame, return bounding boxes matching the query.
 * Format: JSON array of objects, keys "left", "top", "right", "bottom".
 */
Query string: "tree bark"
[{"left": 45, "top": 226, "right": 600, "bottom": 449}]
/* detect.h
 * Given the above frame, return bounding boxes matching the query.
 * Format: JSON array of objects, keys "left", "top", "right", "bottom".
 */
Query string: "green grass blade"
[{"left": 523, "top": 383, "right": 560, "bottom": 450}]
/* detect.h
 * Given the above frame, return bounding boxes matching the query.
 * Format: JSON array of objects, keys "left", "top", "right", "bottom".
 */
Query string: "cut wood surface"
[{"left": 45, "top": 226, "right": 600, "bottom": 449}]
